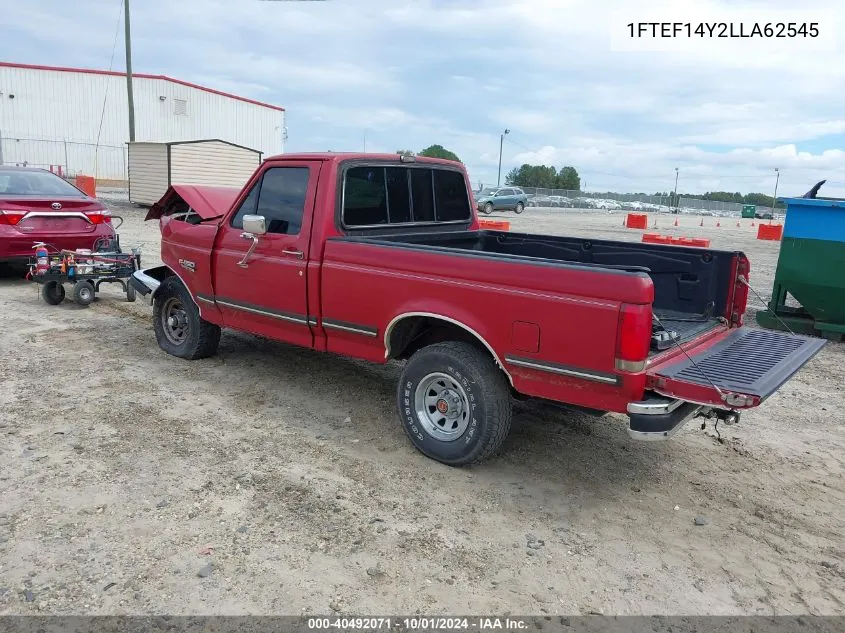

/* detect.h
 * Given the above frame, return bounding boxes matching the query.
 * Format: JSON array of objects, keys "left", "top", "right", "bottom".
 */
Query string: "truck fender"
[
  {"left": 383, "top": 310, "right": 514, "bottom": 386},
  {"left": 130, "top": 265, "right": 199, "bottom": 308}
]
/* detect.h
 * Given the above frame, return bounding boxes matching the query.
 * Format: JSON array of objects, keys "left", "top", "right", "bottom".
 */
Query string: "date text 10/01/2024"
[
  {"left": 307, "top": 617, "right": 529, "bottom": 630},
  {"left": 627, "top": 22, "right": 819, "bottom": 38}
]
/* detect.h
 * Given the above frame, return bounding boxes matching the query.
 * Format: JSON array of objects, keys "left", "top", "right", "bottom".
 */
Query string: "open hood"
[{"left": 144, "top": 184, "right": 241, "bottom": 221}]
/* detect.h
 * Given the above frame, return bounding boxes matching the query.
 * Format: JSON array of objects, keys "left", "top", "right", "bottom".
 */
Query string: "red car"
[{"left": 0, "top": 166, "right": 115, "bottom": 265}]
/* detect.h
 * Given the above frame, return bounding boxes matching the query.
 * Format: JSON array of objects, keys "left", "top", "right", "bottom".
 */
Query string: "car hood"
[{"left": 144, "top": 184, "right": 242, "bottom": 221}]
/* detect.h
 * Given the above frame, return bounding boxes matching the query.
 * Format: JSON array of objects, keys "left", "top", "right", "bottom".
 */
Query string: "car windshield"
[
  {"left": 0, "top": 170, "right": 85, "bottom": 197},
  {"left": 478, "top": 188, "right": 500, "bottom": 196}
]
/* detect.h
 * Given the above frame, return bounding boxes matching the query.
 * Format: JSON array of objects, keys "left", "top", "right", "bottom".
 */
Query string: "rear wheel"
[
  {"left": 514, "top": 202, "right": 524, "bottom": 214},
  {"left": 153, "top": 277, "right": 220, "bottom": 359},
  {"left": 73, "top": 281, "right": 95, "bottom": 307},
  {"left": 41, "top": 281, "right": 65, "bottom": 305},
  {"left": 397, "top": 341, "right": 512, "bottom": 466}
]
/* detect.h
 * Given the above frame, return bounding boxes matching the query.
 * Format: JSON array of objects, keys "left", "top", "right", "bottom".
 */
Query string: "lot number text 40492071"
[{"left": 626, "top": 22, "right": 819, "bottom": 38}]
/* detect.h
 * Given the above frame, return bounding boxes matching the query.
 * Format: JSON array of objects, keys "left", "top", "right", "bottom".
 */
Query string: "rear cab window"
[{"left": 341, "top": 163, "right": 472, "bottom": 229}]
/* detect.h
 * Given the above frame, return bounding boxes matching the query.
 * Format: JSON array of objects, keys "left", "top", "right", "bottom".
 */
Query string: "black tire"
[
  {"left": 153, "top": 277, "right": 220, "bottom": 360},
  {"left": 73, "top": 281, "right": 95, "bottom": 307},
  {"left": 41, "top": 281, "right": 65, "bottom": 305},
  {"left": 482, "top": 202, "right": 494, "bottom": 215},
  {"left": 397, "top": 341, "right": 512, "bottom": 466},
  {"left": 514, "top": 202, "right": 524, "bottom": 214},
  {"left": 126, "top": 282, "right": 136, "bottom": 303}
]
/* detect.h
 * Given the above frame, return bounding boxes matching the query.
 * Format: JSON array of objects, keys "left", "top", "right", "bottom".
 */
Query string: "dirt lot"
[{"left": 1, "top": 204, "right": 843, "bottom": 616}]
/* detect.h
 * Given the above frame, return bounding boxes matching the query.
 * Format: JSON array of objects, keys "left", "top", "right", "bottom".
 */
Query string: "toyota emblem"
[{"left": 51, "top": 202, "right": 62, "bottom": 210}]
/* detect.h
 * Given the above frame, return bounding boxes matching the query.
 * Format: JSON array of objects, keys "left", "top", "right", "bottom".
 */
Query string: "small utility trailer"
[{"left": 29, "top": 237, "right": 142, "bottom": 307}]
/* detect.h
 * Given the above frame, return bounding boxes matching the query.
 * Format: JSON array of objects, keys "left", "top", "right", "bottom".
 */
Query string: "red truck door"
[{"left": 210, "top": 161, "right": 322, "bottom": 348}]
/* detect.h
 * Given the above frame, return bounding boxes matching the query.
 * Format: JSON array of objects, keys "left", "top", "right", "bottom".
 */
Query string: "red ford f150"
[{"left": 131, "top": 153, "right": 825, "bottom": 466}]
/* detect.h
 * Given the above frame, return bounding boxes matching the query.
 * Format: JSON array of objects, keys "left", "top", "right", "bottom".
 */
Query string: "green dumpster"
[
  {"left": 741, "top": 204, "right": 756, "bottom": 218},
  {"left": 757, "top": 195, "right": 845, "bottom": 340}
]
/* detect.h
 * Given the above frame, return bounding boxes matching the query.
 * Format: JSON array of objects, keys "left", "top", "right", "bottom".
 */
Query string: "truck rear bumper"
[{"left": 626, "top": 395, "right": 702, "bottom": 441}]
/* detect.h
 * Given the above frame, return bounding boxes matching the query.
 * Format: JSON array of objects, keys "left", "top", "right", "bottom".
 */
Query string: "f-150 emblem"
[{"left": 179, "top": 259, "right": 196, "bottom": 272}]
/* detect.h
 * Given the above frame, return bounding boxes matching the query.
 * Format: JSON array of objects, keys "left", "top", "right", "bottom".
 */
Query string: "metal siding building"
[{"left": 0, "top": 62, "right": 285, "bottom": 182}]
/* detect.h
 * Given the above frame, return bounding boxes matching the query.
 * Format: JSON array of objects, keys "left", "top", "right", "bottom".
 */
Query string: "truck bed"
[{"left": 340, "top": 229, "right": 734, "bottom": 347}]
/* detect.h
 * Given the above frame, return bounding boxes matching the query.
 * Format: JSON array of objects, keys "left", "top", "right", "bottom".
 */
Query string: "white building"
[{"left": 0, "top": 61, "right": 285, "bottom": 182}]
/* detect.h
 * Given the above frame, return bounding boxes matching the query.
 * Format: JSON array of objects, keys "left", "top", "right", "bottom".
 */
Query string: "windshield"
[
  {"left": 0, "top": 170, "right": 86, "bottom": 197},
  {"left": 478, "top": 188, "right": 499, "bottom": 197}
]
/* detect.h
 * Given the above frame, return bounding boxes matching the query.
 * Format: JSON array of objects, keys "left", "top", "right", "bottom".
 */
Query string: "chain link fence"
[
  {"left": 0, "top": 135, "right": 127, "bottom": 185},
  {"left": 486, "top": 185, "right": 778, "bottom": 217}
]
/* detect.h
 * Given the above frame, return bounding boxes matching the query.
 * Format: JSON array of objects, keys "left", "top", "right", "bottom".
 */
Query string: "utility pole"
[
  {"left": 771, "top": 167, "right": 780, "bottom": 223},
  {"left": 673, "top": 167, "right": 679, "bottom": 211},
  {"left": 497, "top": 128, "right": 509, "bottom": 187},
  {"left": 124, "top": 0, "right": 136, "bottom": 142}
]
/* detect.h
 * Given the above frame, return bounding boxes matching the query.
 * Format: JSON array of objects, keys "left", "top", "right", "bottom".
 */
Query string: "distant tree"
[
  {"left": 557, "top": 166, "right": 580, "bottom": 190},
  {"left": 418, "top": 144, "right": 461, "bottom": 162},
  {"left": 505, "top": 163, "right": 581, "bottom": 190}
]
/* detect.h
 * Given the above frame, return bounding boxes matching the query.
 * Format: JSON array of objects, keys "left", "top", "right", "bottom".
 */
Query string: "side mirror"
[{"left": 242, "top": 214, "right": 267, "bottom": 235}]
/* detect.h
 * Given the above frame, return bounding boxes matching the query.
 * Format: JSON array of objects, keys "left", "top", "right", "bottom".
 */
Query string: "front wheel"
[
  {"left": 481, "top": 202, "right": 494, "bottom": 215},
  {"left": 397, "top": 341, "right": 512, "bottom": 466},
  {"left": 152, "top": 277, "right": 221, "bottom": 359},
  {"left": 514, "top": 202, "right": 524, "bottom": 214}
]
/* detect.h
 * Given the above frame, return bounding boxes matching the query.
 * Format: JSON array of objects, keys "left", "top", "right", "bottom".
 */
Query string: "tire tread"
[
  {"left": 399, "top": 341, "right": 512, "bottom": 466},
  {"left": 153, "top": 277, "right": 221, "bottom": 360}
]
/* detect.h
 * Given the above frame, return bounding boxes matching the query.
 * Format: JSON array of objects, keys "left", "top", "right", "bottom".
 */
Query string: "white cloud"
[{"left": 2, "top": 0, "right": 844, "bottom": 196}]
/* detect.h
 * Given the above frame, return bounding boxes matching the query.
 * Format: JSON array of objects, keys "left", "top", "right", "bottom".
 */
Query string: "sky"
[{"left": 2, "top": 0, "right": 844, "bottom": 197}]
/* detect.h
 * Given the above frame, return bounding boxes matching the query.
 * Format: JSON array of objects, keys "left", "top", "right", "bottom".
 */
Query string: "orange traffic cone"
[
  {"left": 751, "top": 221, "right": 755, "bottom": 227},
  {"left": 716, "top": 220, "right": 721, "bottom": 227},
  {"left": 736, "top": 221, "right": 741, "bottom": 227},
  {"left": 673, "top": 217, "right": 679, "bottom": 227}
]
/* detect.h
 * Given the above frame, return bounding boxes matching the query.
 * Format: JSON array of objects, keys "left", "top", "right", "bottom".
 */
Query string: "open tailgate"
[{"left": 646, "top": 328, "right": 826, "bottom": 408}]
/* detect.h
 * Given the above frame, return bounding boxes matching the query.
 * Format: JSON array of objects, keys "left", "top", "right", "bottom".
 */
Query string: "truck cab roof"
[{"left": 262, "top": 152, "right": 462, "bottom": 167}]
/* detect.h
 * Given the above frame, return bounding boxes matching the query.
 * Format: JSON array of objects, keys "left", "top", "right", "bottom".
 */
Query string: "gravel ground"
[{"left": 0, "top": 204, "right": 843, "bottom": 616}]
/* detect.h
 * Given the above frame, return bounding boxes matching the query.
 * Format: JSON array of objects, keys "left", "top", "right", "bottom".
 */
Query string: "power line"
[{"left": 93, "top": 0, "right": 124, "bottom": 178}]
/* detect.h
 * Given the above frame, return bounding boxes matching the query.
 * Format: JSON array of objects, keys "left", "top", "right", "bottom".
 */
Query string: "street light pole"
[
  {"left": 497, "top": 128, "right": 510, "bottom": 187},
  {"left": 771, "top": 167, "right": 780, "bottom": 224},
  {"left": 673, "top": 167, "right": 679, "bottom": 211},
  {"left": 124, "top": 0, "right": 136, "bottom": 142}
]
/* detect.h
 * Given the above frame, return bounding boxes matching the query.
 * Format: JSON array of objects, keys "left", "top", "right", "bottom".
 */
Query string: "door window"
[{"left": 230, "top": 167, "right": 310, "bottom": 235}]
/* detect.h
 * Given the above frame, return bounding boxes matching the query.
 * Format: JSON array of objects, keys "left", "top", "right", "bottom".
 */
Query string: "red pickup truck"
[{"left": 131, "top": 153, "right": 825, "bottom": 466}]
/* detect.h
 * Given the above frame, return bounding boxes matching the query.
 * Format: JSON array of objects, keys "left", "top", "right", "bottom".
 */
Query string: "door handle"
[{"left": 282, "top": 248, "right": 304, "bottom": 260}]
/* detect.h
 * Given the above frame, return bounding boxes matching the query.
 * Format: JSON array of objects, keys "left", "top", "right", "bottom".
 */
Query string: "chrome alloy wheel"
[{"left": 414, "top": 372, "right": 472, "bottom": 441}]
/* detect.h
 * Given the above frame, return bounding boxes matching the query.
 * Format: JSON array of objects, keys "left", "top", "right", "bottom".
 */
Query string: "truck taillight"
[
  {"left": 84, "top": 210, "right": 111, "bottom": 224},
  {"left": 0, "top": 210, "right": 26, "bottom": 225},
  {"left": 615, "top": 303, "right": 652, "bottom": 372}
]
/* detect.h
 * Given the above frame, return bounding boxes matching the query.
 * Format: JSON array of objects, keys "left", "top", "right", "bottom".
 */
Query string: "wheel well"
[{"left": 387, "top": 315, "right": 514, "bottom": 377}]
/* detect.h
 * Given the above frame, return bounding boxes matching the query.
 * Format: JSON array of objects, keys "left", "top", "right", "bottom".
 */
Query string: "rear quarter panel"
[{"left": 320, "top": 239, "right": 655, "bottom": 412}]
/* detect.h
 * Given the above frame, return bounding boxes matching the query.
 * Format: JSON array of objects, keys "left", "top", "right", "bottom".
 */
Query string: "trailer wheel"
[
  {"left": 125, "top": 282, "right": 136, "bottom": 303},
  {"left": 41, "top": 281, "right": 65, "bottom": 305},
  {"left": 73, "top": 281, "right": 95, "bottom": 307},
  {"left": 153, "top": 277, "right": 220, "bottom": 360},
  {"left": 397, "top": 341, "right": 512, "bottom": 466}
]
